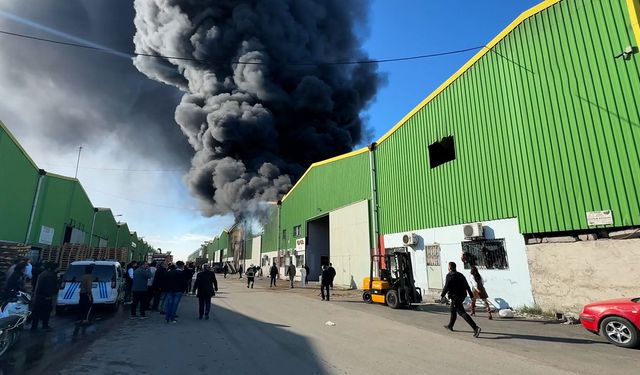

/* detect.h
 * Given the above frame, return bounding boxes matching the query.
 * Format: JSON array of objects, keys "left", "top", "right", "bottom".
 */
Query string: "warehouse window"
[
  {"left": 282, "top": 229, "right": 287, "bottom": 240},
  {"left": 428, "top": 136, "right": 456, "bottom": 168},
  {"left": 461, "top": 239, "right": 509, "bottom": 270},
  {"left": 293, "top": 225, "right": 301, "bottom": 237}
]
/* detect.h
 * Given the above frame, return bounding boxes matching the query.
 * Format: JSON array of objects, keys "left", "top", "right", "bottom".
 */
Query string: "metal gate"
[{"left": 425, "top": 245, "right": 443, "bottom": 291}]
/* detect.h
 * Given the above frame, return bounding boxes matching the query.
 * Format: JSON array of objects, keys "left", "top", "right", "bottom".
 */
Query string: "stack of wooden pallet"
[
  {"left": 39, "top": 246, "right": 60, "bottom": 264},
  {"left": 58, "top": 245, "right": 91, "bottom": 272},
  {"left": 0, "top": 244, "right": 29, "bottom": 289}
]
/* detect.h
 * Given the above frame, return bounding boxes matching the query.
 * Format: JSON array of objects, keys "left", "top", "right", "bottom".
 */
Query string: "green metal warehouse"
[
  {"left": 0, "top": 120, "right": 153, "bottom": 261},
  {"left": 255, "top": 0, "right": 640, "bottom": 311}
]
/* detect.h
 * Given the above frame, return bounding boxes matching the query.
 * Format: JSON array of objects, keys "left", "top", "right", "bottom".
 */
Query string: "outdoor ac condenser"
[
  {"left": 402, "top": 233, "right": 418, "bottom": 246},
  {"left": 463, "top": 223, "right": 483, "bottom": 238}
]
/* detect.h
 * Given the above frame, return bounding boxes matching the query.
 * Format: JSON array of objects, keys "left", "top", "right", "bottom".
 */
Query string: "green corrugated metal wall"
[
  {"left": 0, "top": 122, "right": 40, "bottom": 243},
  {"left": 375, "top": 0, "right": 640, "bottom": 235},
  {"left": 260, "top": 206, "right": 279, "bottom": 253},
  {"left": 278, "top": 152, "right": 372, "bottom": 250},
  {"left": 1, "top": 121, "right": 151, "bottom": 253}
]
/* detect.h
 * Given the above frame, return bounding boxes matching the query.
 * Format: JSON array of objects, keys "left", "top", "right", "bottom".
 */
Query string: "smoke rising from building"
[{"left": 133, "top": 0, "right": 383, "bottom": 218}]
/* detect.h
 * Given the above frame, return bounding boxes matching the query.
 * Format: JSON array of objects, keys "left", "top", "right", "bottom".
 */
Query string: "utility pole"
[{"left": 74, "top": 146, "right": 83, "bottom": 179}]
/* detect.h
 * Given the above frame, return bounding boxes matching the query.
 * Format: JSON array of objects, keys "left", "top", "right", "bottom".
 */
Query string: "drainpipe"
[
  {"left": 368, "top": 143, "right": 381, "bottom": 286},
  {"left": 277, "top": 200, "right": 282, "bottom": 273},
  {"left": 89, "top": 208, "right": 98, "bottom": 247},
  {"left": 25, "top": 169, "right": 46, "bottom": 244}
]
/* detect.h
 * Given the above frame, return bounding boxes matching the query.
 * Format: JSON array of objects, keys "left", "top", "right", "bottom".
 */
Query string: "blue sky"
[
  {"left": 1, "top": 0, "right": 541, "bottom": 260},
  {"left": 363, "top": 0, "right": 539, "bottom": 141}
]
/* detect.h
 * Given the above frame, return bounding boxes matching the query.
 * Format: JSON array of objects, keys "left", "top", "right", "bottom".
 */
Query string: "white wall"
[
  {"left": 250, "top": 236, "right": 262, "bottom": 267},
  {"left": 329, "top": 200, "right": 371, "bottom": 289},
  {"left": 384, "top": 218, "right": 534, "bottom": 308}
]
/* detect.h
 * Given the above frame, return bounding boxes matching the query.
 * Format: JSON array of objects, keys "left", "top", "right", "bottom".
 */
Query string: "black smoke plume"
[{"left": 133, "top": 0, "right": 383, "bottom": 217}]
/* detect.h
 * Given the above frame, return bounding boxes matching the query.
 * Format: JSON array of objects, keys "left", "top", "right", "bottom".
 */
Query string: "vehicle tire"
[
  {"left": 362, "top": 291, "right": 373, "bottom": 303},
  {"left": 0, "top": 330, "right": 14, "bottom": 358},
  {"left": 600, "top": 316, "right": 639, "bottom": 348},
  {"left": 386, "top": 290, "right": 400, "bottom": 309},
  {"left": 55, "top": 306, "right": 66, "bottom": 315},
  {"left": 110, "top": 300, "right": 120, "bottom": 313}
]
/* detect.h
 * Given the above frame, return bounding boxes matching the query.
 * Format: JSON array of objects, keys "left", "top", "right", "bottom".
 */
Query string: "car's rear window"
[{"left": 63, "top": 265, "right": 115, "bottom": 282}]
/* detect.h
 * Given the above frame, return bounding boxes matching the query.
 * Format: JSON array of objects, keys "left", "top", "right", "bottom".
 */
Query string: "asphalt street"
[{"left": 2, "top": 276, "right": 639, "bottom": 374}]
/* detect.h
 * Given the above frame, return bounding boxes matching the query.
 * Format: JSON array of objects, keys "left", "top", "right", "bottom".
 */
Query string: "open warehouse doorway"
[
  {"left": 303, "top": 201, "right": 371, "bottom": 287},
  {"left": 306, "top": 215, "right": 329, "bottom": 281}
]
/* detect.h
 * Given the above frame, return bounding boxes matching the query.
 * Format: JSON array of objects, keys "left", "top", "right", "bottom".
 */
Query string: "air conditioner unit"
[
  {"left": 402, "top": 233, "right": 418, "bottom": 246},
  {"left": 463, "top": 223, "right": 483, "bottom": 238}
]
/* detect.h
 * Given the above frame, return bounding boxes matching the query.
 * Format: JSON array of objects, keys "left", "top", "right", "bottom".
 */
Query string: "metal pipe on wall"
[{"left": 25, "top": 169, "right": 46, "bottom": 244}]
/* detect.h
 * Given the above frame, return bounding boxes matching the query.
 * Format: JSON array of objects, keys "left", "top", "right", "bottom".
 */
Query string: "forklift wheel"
[
  {"left": 362, "top": 291, "right": 373, "bottom": 303},
  {"left": 386, "top": 290, "right": 400, "bottom": 309}
]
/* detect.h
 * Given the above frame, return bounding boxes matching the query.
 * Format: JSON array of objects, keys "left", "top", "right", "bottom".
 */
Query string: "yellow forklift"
[{"left": 362, "top": 247, "right": 422, "bottom": 309}]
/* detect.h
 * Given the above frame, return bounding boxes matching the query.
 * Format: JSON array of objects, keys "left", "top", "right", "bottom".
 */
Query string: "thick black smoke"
[
  {"left": 0, "top": 0, "right": 192, "bottom": 166},
  {"left": 133, "top": 0, "right": 383, "bottom": 217}
]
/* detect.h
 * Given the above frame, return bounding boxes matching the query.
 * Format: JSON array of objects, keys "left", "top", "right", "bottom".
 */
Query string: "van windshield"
[{"left": 63, "top": 265, "right": 116, "bottom": 282}]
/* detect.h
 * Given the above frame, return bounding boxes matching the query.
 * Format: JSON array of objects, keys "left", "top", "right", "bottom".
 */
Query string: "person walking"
[
  {"left": 246, "top": 265, "right": 255, "bottom": 288},
  {"left": 320, "top": 265, "right": 331, "bottom": 301},
  {"left": 152, "top": 263, "right": 166, "bottom": 312},
  {"left": 145, "top": 261, "right": 158, "bottom": 311},
  {"left": 300, "top": 266, "right": 307, "bottom": 288},
  {"left": 30, "top": 262, "right": 58, "bottom": 331},
  {"left": 164, "top": 261, "right": 188, "bottom": 323},
  {"left": 440, "top": 262, "right": 481, "bottom": 337},
  {"left": 184, "top": 264, "right": 195, "bottom": 294},
  {"left": 269, "top": 263, "right": 278, "bottom": 287},
  {"left": 327, "top": 263, "right": 336, "bottom": 289},
  {"left": 77, "top": 264, "right": 94, "bottom": 325},
  {"left": 304, "top": 264, "right": 310, "bottom": 284},
  {"left": 192, "top": 264, "right": 218, "bottom": 320},
  {"left": 223, "top": 263, "right": 228, "bottom": 279},
  {"left": 124, "top": 261, "right": 137, "bottom": 304},
  {"left": 469, "top": 266, "right": 493, "bottom": 320},
  {"left": 238, "top": 265, "right": 243, "bottom": 279},
  {"left": 131, "top": 262, "right": 151, "bottom": 319},
  {"left": 3, "top": 262, "right": 27, "bottom": 299},
  {"left": 287, "top": 263, "right": 296, "bottom": 288}
]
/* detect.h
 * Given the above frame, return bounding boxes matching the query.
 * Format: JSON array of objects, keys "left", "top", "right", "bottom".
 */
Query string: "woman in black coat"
[{"left": 192, "top": 264, "right": 218, "bottom": 320}]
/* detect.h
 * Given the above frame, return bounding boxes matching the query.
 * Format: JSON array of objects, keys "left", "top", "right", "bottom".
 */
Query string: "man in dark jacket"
[
  {"left": 269, "top": 264, "right": 278, "bottom": 287},
  {"left": 327, "top": 263, "right": 336, "bottom": 289},
  {"left": 287, "top": 264, "right": 296, "bottom": 288},
  {"left": 440, "top": 262, "right": 481, "bottom": 337},
  {"left": 321, "top": 265, "right": 331, "bottom": 301},
  {"left": 152, "top": 263, "right": 167, "bottom": 312},
  {"left": 4, "top": 262, "right": 27, "bottom": 299},
  {"left": 192, "top": 264, "right": 218, "bottom": 320},
  {"left": 30, "top": 262, "right": 58, "bottom": 331},
  {"left": 164, "top": 261, "right": 188, "bottom": 323}
]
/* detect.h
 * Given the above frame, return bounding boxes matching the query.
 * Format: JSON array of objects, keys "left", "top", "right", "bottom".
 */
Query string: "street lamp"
[
  {"left": 114, "top": 215, "right": 123, "bottom": 247},
  {"left": 89, "top": 208, "right": 110, "bottom": 247}
]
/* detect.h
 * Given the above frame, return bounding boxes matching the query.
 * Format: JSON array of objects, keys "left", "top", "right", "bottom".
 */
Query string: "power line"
[
  {"left": 40, "top": 162, "right": 185, "bottom": 173},
  {"left": 0, "top": 28, "right": 483, "bottom": 66},
  {"left": 87, "top": 187, "right": 200, "bottom": 211}
]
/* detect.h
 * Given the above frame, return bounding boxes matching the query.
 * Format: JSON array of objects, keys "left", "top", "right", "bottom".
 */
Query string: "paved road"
[
  {"left": 0, "top": 305, "right": 124, "bottom": 374},
  {"left": 4, "top": 277, "right": 639, "bottom": 374}
]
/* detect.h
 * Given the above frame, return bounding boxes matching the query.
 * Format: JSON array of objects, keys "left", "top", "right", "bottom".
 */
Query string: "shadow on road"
[
  {"left": 0, "top": 306, "right": 123, "bottom": 375},
  {"left": 479, "top": 331, "right": 608, "bottom": 345}
]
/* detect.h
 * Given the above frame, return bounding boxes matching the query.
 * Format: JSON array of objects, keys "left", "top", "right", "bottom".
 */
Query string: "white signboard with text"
[
  {"left": 586, "top": 210, "right": 613, "bottom": 226},
  {"left": 39, "top": 225, "right": 54, "bottom": 245},
  {"left": 295, "top": 238, "right": 306, "bottom": 251}
]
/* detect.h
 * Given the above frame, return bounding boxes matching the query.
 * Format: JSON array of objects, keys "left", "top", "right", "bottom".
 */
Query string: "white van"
[{"left": 57, "top": 260, "right": 125, "bottom": 312}]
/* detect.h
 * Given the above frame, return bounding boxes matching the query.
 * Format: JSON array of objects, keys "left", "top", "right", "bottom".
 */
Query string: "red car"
[{"left": 580, "top": 297, "right": 640, "bottom": 348}]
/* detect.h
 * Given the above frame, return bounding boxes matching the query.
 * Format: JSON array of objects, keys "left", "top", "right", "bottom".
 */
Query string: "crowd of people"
[{"left": 3, "top": 254, "right": 493, "bottom": 339}]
